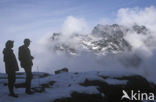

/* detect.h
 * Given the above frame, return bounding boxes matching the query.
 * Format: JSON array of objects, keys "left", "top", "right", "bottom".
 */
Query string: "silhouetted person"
[
  {"left": 3, "top": 40, "right": 19, "bottom": 97},
  {"left": 18, "top": 39, "right": 34, "bottom": 94}
]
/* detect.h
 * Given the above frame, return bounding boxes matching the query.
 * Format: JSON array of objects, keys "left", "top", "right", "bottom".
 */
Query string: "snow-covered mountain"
[{"left": 49, "top": 24, "right": 149, "bottom": 55}]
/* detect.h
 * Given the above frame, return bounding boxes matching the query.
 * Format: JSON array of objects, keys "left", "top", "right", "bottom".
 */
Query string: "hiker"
[
  {"left": 18, "top": 38, "right": 34, "bottom": 94},
  {"left": 3, "top": 40, "right": 19, "bottom": 97}
]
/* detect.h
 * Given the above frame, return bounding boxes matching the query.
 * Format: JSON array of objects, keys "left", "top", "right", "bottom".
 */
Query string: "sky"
[
  {"left": 0, "top": 0, "right": 156, "bottom": 44},
  {"left": 0, "top": 0, "right": 156, "bottom": 73}
]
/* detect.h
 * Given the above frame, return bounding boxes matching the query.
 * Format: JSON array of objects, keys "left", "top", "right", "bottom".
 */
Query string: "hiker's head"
[
  {"left": 6, "top": 40, "right": 14, "bottom": 48},
  {"left": 24, "top": 38, "right": 31, "bottom": 47}
]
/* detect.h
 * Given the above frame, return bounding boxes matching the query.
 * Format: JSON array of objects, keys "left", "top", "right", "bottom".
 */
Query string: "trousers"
[
  {"left": 7, "top": 71, "right": 16, "bottom": 94},
  {"left": 24, "top": 66, "right": 33, "bottom": 92}
]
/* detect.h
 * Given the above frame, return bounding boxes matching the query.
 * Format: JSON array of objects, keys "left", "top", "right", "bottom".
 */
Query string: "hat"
[
  {"left": 6, "top": 40, "right": 14, "bottom": 44},
  {"left": 24, "top": 38, "right": 31, "bottom": 43}
]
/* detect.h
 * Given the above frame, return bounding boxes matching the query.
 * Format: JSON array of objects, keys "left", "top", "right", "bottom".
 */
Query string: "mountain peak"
[{"left": 50, "top": 24, "right": 150, "bottom": 55}]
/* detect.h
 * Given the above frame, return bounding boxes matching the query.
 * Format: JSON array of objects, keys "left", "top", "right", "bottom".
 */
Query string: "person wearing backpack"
[{"left": 18, "top": 39, "right": 34, "bottom": 94}]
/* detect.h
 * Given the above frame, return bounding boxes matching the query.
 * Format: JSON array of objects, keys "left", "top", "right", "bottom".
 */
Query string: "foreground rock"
[
  {"left": 55, "top": 68, "right": 69, "bottom": 74},
  {"left": 0, "top": 71, "right": 155, "bottom": 102},
  {"left": 54, "top": 73, "right": 156, "bottom": 102}
]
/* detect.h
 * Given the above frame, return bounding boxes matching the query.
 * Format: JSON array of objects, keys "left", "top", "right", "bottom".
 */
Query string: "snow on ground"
[
  {"left": 0, "top": 71, "right": 150, "bottom": 102},
  {"left": 104, "top": 78, "right": 127, "bottom": 85}
]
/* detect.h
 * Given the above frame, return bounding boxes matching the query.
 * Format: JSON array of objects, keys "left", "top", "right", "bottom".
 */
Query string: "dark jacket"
[
  {"left": 18, "top": 45, "right": 33, "bottom": 68},
  {"left": 3, "top": 48, "right": 19, "bottom": 74}
]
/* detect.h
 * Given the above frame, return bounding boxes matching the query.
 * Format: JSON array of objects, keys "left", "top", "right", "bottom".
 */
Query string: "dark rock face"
[
  {"left": 92, "top": 24, "right": 124, "bottom": 38},
  {"left": 91, "top": 24, "right": 131, "bottom": 53},
  {"left": 54, "top": 75, "right": 156, "bottom": 102},
  {"left": 132, "top": 24, "right": 149, "bottom": 34},
  {"left": 55, "top": 68, "right": 69, "bottom": 74},
  {"left": 50, "top": 24, "right": 150, "bottom": 55}
]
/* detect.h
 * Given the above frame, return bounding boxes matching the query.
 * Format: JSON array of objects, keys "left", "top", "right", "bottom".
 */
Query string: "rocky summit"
[{"left": 50, "top": 24, "right": 150, "bottom": 55}]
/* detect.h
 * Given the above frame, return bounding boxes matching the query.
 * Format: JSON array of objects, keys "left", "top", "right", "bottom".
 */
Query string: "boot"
[
  {"left": 9, "top": 93, "right": 18, "bottom": 98},
  {"left": 25, "top": 90, "right": 34, "bottom": 95}
]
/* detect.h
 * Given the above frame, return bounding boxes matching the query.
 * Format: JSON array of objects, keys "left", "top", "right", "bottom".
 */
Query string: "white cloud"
[
  {"left": 62, "top": 16, "right": 89, "bottom": 35},
  {"left": 116, "top": 6, "right": 156, "bottom": 32},
  {"left": 116, "top": 6, "right": 156, "bottom": 53},
  {"left": 114, "top": 6, "right": 156, "bottom": 82}
]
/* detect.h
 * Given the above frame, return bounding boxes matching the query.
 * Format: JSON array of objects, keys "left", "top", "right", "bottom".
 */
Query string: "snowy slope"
[{"left": 0, "top": 71, "right": 155, "bottom": 102}]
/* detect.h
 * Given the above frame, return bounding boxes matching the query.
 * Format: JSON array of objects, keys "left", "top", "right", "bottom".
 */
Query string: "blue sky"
[
  {"left": 0, "top": 0, "right": 155, "bottom": 52},
  {"left": 0, "top": 0, "right": 156, "bottom": 44}
]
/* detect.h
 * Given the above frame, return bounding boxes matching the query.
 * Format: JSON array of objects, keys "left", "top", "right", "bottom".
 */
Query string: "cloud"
[
  {"left": 62, "top": 16, "right": 89, "bottom": 35},
  {"left": 116, "top": 6, "right": 156, "bottom": 31},
  {"left": 115, "top": 6, "right": 156, "bottom": 82},
  {"left": 117, "top": 6, "right": 156, "bottom": 51},
  {"left": 36, "top": 7, "right": 156, "bottom": 82}
]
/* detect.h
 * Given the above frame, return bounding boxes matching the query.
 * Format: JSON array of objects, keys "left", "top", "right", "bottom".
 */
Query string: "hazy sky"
[
  {"left": 0, "top": 0, "right": 156, "bottom": 73},
  {"left": 0, "top": 0, "right": 156, "bottom": 45}
]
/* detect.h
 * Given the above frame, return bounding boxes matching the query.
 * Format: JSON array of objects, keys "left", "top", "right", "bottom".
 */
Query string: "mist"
[
  {"left": 1, "top": 6, "right": 156, "bottom": 83},
  {"left": 30, "top": 6, "right": 156, "bottom": 83}
]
